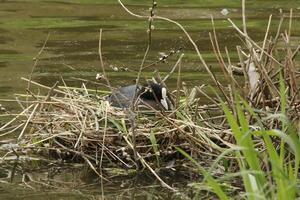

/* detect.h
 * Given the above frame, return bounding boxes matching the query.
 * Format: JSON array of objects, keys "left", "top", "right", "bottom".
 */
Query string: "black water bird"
[{"left": 107, "top": 82, "right": 173, "bottom": 111}]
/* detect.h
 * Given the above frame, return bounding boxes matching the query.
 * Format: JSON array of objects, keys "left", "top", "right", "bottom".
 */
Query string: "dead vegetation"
[{"left": 0, "top": 0, "right": 299, "bottom": 195}]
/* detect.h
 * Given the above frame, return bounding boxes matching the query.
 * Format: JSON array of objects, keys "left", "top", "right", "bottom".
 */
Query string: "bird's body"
[
  {"left": 107, "top": 82, "right": 173, "bottom": 111},
  {"left": 107, "top": 84, "right": 140, "bottom": 108}
]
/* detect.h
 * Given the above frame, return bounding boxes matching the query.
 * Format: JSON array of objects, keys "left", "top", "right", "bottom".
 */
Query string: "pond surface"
[
  {"left": 1, "top": 0, "right": 299, "bottom": 105},
  {"left": 0, "top": 0, "right": 299, "bottom": 199}
]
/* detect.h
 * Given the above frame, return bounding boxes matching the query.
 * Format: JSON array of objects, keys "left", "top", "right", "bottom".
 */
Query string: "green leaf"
[{"left": 176, "top": 147, "right": 229, "bottom": 200}]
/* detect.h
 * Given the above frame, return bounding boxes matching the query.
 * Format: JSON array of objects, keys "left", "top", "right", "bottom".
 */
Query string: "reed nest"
[
  {"left": 0, "top": 1, "right": 300, "bottom": 192},
  {"left": 4, "top": 79, "right": 230, "bottom": 168}
]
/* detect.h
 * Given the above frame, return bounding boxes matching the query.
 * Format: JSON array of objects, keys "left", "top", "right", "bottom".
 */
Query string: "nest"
[{"left": 3, "top": 79, "right": 227, "bottom": 172}]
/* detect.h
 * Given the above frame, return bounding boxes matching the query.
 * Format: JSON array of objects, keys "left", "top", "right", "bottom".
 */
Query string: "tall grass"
[{"left": 180, "top": 79, "right": 300, "bottom": 199}]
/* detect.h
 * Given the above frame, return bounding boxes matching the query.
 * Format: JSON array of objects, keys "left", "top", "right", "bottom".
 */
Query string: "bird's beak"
[{"left": 160, "top": 87, "right": 168, "bottom": 110}]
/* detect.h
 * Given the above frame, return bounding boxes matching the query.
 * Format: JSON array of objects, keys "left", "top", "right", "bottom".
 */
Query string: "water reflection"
[{"left": 0, "top": 157, "right": 191, "bottom": 199}]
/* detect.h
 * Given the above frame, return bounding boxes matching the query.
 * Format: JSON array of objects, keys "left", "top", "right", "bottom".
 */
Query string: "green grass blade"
[
  {"left": 150, "top": 128, "right": 160, "bottom": 167},
  {"left": 176, "top": 147, "right": 229, "bottom": 200}
]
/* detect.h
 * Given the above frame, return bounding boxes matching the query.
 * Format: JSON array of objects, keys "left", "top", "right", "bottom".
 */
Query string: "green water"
[{"left": 0, "top": 0, "right": 299, "bottom": 199}]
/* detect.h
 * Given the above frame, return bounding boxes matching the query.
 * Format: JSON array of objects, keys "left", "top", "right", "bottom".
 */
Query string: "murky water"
[{"left": 0, "top": 0, "right": 299, "bottom": 199}]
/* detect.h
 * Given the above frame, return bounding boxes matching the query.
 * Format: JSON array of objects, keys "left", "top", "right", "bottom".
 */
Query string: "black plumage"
[{"left": 107, "top": 82, "right": 173, "bottom": 110}]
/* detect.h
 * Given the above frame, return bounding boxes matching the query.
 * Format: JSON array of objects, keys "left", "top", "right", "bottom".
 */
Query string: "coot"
[{"left": 107, "top": 82, "right": 173, "bottom": 110}]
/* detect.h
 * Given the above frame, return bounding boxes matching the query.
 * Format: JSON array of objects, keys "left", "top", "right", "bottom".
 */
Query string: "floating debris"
[{"left": 221, "top": 8, "right": 229, "bottom": 16}]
